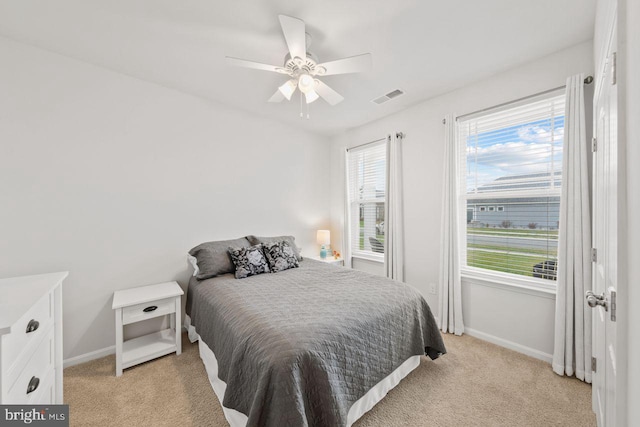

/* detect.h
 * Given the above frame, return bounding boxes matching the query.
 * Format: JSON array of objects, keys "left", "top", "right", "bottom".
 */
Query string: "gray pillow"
[
  {"left": 189, "top": 237, "right": 251, "bottom": 280},
  {"left": 228, "top": 244, "right": 271, "bottom": 279},
  {"left": 246, "top": 235, "right": 303, "bottom": 261}
]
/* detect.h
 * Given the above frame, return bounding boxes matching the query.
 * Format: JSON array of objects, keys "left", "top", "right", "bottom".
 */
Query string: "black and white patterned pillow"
[
  {"left": 228, "top": 244, "right": 270, "bottom": 279},
  {"left": 263, "top": 240, "right": 300, "bottom": 273}
]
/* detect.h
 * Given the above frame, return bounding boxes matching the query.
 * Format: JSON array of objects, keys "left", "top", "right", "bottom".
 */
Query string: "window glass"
[
  {"left": 459, "top": 93, "right": 564, "bottom": 281},
  {"left": 347, "top": 142, "right": 386, "bottom": 257}
]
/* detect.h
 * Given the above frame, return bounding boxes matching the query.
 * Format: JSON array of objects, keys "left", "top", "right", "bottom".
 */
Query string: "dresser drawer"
[
  {"left": 122, "top": 297, "right": 176, "bottom": 325},
  {"left": 1, "top": 292, "right": 53, "bottom": 381},
  {"left": 5, "top": 328, "right": 54, "bottom": 404}
]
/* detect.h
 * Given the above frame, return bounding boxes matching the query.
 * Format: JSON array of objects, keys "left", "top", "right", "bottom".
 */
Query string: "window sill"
[
  {"left": 460, "top": 267, "right": 556, "bottom": 299},
  {"left": 351, "top": 252, "right": 384, "bottom": 263}
]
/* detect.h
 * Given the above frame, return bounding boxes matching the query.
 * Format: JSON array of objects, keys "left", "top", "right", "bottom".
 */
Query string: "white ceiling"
[{"left": 0, "top": 0, "right": 595, "bottom": 136}]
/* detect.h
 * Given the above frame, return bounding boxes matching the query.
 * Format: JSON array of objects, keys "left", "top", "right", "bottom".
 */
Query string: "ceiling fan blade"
[
  {"left": 226, "top": 57, "right": 282, "bottom": 73},
  {"left": 278, "top": 15, "right": 306, "bottom": 61},
  {"left": 268, "top": 89, "right": 285, "bottom": 103},
  {"left": 315, "top": 80, "right": 344, "bottom": 106},
  {"left": 317, "top": 53, "right": 372, "bottom": 76}
]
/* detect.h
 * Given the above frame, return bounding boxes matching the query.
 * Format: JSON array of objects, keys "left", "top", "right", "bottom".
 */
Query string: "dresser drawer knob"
[
  {"left": 26, "top": 376, "right": 40, "bottom": 394},
  {"left": 26, "top": 319, "right": 40, "bottom": 333},
  {"left": 143, "top": 306, "right": 158, "bottom": 313}
]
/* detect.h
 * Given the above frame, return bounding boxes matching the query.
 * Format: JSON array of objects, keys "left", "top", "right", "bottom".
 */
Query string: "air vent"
[{"left": 371, "top": 89, "right": 405, "bottom": 105}]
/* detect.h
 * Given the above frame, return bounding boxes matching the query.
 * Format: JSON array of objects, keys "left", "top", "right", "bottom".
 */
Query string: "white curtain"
[
  {"left": 343, "top": 149, "right": 353, "bottom": 268},
  {"left": 438, "top": 115, "right": 464, "bottom": 335},
  {"left": 553, "top": 74, "right": 592, "bottom": 383},
  {"left": 385, "top": 133, "right": 405, "bottom": 281}
]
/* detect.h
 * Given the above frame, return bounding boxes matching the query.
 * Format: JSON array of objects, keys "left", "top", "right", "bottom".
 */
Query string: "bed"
[{"left": 185, "top": 258, "right": 445, "bottom": 427}]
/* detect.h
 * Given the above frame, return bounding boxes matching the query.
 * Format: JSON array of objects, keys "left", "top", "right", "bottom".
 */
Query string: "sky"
[{"left": 465, "top": 115, "right": 564, "bottom": 193}]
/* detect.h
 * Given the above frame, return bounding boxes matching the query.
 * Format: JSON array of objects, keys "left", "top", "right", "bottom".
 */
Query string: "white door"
[{"left": 590, "top": 19, "right": 618, "bottom": 427}]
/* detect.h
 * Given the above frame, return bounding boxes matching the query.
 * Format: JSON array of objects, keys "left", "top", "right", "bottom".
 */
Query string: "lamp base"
[{"left": 320, "top": 245, "right": 327, "bottom": 259}]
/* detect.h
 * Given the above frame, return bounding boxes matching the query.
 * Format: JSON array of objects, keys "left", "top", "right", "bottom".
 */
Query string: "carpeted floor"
[{"left": 64, "top": 333, "right": 596, "bottom": 426}]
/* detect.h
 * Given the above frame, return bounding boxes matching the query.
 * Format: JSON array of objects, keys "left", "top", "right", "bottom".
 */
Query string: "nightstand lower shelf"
[{"left": 122, "top": 328, "right": 177, "bottom": 369}]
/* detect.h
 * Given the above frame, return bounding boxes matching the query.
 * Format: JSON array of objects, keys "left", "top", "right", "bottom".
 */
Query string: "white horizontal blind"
[
  {"left": 347, "top": 141, "right": 387, "bottom": 258},
  {"left": 458, "top": 92, "right": 565, "bottom": 281}
]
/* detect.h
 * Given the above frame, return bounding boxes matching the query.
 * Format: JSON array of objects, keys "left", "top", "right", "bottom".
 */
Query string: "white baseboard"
[
  {"left": 464, "top": 327, "right": 553, "bottom": 364},
  {"left": 63, "top": 345, "right": 115, "bottom": 368}
]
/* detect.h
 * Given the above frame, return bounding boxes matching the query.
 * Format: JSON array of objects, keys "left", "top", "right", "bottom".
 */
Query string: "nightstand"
[
  {"left": 112, "top": 281, "right": 184, "bottom": 377},
  {"left": 308, "top": 256, "right": 344, "bottom": 266}
]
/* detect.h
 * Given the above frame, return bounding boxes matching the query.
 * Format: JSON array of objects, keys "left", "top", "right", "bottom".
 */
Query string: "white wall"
[
  {"left": 329, "top": 41, "right": 594, "bottom": 360},
  {"left": 0, "top": 37, "right": 331, "bottom": 360}
]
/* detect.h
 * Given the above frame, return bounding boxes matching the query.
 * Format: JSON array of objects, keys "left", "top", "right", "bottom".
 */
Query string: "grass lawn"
[
  {"left": 358, "top": 233, "right": 385, "bottom": 250},
  {"left": 358, "top": 219, "right": 384, "bottom": 250},
  {"left": 467, "top": 249, "right": 554, "bottom": 278},
  {"left": 467, "top": 226, "right": 558, "bottom": 278}
]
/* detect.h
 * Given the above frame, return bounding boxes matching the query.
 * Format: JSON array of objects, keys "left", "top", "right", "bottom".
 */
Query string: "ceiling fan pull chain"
[
  {"left": 299, "top": 91, "right": 303, "bottom": 118},
  {"left": 307, "top": 101, "right": 310, "bottom": 119}
]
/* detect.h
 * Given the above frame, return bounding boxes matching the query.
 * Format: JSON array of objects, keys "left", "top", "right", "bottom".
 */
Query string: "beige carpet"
[{"left": 64, "top": 333, "right": 596, "bottom": 426}]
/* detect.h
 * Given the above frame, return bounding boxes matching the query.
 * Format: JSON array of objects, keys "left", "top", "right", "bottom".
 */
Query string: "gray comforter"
[{"left": 187, "top": 259, "right": 445, "bottom": 427}]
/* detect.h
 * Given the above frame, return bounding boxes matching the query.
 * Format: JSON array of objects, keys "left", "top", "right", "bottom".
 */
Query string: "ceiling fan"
[{"left": 226, "top": 15, "right": 372, "bottom": 107}]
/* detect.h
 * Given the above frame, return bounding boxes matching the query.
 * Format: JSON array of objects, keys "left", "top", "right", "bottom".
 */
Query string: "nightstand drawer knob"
[
  {"left": 26, "top": 376, "right": 40, "bottom": 394},
  {"left": 143, "top": 306, "right": 158, "bottom": 313},
  {"left": 26, "top": 319, "right": 40, "bottom": 333}
]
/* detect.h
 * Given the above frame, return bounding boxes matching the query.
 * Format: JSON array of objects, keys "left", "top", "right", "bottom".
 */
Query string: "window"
[
  {"left": 347, "top": 141, "right": 386, "bottom": 259},
  {"left": 458, "top": 92, "right": 564, "bottom": 281}
]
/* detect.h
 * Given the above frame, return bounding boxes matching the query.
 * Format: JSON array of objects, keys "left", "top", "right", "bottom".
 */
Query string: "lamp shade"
[
  {"left": 278, "top": 79, "right": 297, "bottom": 100},
  {"left": 305, "top": 90, "right": 319, "bottom": 104},
  {"left": 316, "top": 230, "right": 330, "bottom": 246}
]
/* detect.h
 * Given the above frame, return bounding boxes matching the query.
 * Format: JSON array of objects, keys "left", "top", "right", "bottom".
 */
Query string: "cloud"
[
  {"left": 467, "top": 124, "right": 563, "bottom": 176},
  {"left": 518, "top": 124, "right": 564, "bottom": 143}
]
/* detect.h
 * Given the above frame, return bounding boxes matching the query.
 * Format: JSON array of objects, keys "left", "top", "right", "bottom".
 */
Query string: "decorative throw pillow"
[
  {"left": 246, "top": 235, "right": 303, "bottom": 261},
  {"left": 263, "top": 240, "right": 300, "bottom": 273},
  {"left": 228, "top": 244, "right": 271, "bottom": 279},
  {"left": 189, "top": 237, "right": 252, "bottom": 280}
]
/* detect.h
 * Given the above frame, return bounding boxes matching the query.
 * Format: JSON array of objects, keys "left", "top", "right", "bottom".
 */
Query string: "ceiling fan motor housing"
[{"left": 279, "top": 52, "right": 326, "bottom": 77}]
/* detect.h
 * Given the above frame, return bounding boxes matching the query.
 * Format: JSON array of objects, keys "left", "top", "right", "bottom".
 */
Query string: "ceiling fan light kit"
[
  {"left": 278, "top": 79, "right": 297, "bottom": 100},
  {"left": 226, "top": 14, "right": 372, "bottom": 117}
]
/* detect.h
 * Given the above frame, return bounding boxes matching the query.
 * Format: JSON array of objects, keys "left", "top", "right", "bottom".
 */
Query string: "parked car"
[
  {"left": 376, "top": 221, "right": 385, "bottom": 235},
  {"left": 532, "top": 260, "right": 557, "bottom": 280}
]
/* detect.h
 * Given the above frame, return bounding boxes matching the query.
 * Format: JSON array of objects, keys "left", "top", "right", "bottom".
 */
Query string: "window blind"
[
  {"left": 347, "top": 141, "right": 387, "bottom": 257},
  {"left": 458, "top": 92, "right": 565, "bottom": 280}
]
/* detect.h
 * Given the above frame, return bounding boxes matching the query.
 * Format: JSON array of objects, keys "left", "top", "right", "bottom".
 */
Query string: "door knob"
[{"left": 586, "top": 290, "right": 608, "bottom": 311}]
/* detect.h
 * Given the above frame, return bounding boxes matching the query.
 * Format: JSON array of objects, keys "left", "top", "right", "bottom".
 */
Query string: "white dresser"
[{"left": 0, "top": 272, "right": 67, "bottom": 404}]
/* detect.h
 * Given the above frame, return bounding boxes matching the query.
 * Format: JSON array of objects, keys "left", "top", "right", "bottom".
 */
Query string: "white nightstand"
[
  {"left": 308, "top": 256, "right": 344, "bottom": 266},
  {"left": 112, "top": 281, "right": 184, "bottom": 377}
]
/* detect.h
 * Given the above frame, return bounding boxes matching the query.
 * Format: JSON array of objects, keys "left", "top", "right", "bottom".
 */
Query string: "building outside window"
[{"left": 458, "top": 92, "right": 565, "bottom": 281}]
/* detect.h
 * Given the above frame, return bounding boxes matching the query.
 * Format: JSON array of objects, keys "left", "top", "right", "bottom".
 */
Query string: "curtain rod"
[
  {"left": 450, "top": 75, "right": 594, "bottom": 123},
  {"left": 346, "top": 136, "right": 388, "bottom": 152}
]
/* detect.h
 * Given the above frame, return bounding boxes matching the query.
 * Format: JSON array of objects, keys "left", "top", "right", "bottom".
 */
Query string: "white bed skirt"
[{"left": 185, "top": 315, "right": 421, "bottom": 427}]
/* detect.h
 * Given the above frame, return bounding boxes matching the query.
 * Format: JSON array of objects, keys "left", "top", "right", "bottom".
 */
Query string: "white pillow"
[{"left": 187, "top": 254, "right": 200, "bottom": 277}]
